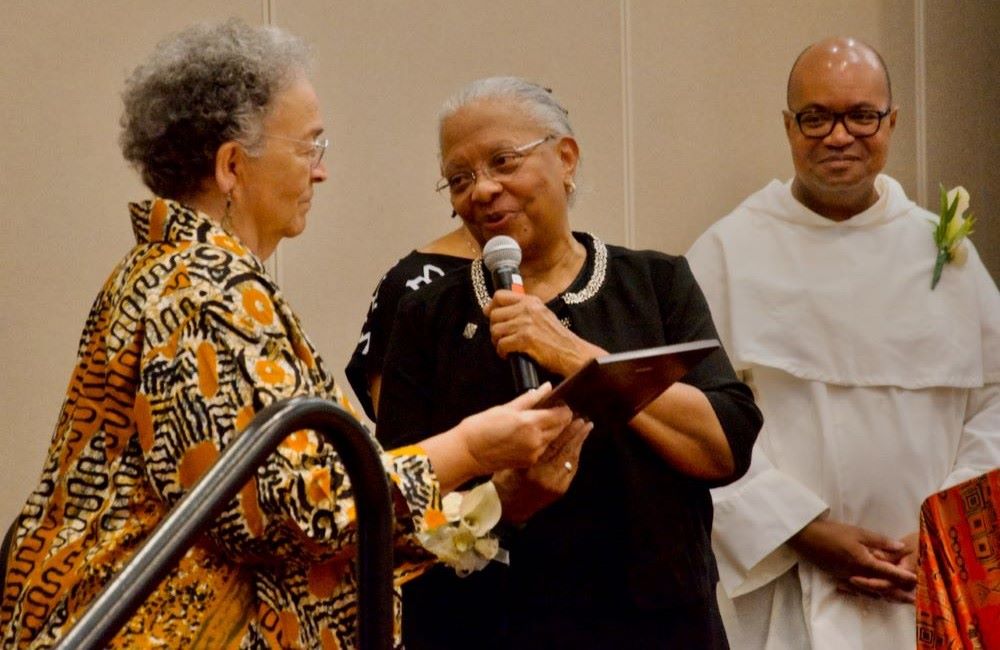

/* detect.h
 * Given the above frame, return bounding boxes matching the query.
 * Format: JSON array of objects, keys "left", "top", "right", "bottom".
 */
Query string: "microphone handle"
[
  {"left": 511, "top": 354, "right": 540, "bottom": 394},
  {"left": 491, "top": 265, "right": 541, "bottom": 393}
]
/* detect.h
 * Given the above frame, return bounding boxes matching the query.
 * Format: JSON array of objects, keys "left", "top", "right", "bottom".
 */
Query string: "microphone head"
[{"left": 483, "top": 235, "right": 522, "bottom": 272}]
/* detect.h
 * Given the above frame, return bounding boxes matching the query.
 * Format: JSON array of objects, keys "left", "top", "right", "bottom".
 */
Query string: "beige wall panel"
[
  {"left": 273, "top": 1, "right": 625, "bottom": 413},
  {"left": 0, "top": 2, "right": 263, "bottom": 530},
  {"left": 628, "top": 0, "right": 917, "bottom": 254},
  {"left": 2, "top": 0, "right": 994, "bottom": 556},
  {"left": 924, "top": 0, "right": 1000, "bottom": 281}
]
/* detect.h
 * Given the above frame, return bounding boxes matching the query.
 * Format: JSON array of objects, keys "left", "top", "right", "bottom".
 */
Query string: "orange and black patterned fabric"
[
  {"left": 0, "top": 198, "right": 439, "bottom": 649},
  {"left": 916, "top": 468, "right": 1000, "bottom": 649}
]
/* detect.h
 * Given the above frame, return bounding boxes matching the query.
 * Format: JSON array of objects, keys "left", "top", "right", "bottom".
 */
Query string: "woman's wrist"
[
  {"left": 554, "top": 338, "right": 606, "bottom": 377},
  {"left": 420, "top": 422, "right": 485, "bottom": 494},
  {"left": 453, "top": 415, "right": 489, "bottom": 476}
]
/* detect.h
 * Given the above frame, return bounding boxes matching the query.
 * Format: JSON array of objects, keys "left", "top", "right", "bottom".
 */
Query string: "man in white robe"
[{"left": 687, "top": 37, "right": 1000, "bottom": 649}]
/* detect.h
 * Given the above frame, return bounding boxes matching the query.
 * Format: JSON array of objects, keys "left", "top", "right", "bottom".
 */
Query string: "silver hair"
[
  {"left": 119, "top": 19, "right": 312, "bottom": 200},
  {"left": 438, "top": 77, "right": 574, "bottom": 146}
]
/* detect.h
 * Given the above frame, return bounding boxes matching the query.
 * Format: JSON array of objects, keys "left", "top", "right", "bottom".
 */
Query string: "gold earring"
[{"left": 565, "top": 179, "right": 577, "bottom": 194}]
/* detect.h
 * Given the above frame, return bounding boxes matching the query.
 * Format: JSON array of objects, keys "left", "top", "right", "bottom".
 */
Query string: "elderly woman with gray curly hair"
[{"left": 0, "top": 20, "right": 583, "bottom": 649}]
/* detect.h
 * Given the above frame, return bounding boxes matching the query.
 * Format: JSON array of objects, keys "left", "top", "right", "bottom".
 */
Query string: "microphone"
[{"left": 483, "top": 236, "right": 540, "bottom": 394}]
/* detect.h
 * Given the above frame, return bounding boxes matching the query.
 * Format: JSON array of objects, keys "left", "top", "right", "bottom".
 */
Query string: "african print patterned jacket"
[{"left": 0, "top": 199, "right": 439, "bottom": 649}]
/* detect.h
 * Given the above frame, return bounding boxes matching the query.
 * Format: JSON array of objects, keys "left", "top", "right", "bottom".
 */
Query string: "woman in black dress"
[{"left": 376, "top": 77, "right": 763, "bottom": 649}]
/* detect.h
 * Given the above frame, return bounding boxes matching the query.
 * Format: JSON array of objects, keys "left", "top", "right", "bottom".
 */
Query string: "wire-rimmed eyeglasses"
[
  {"left": 789, "top": 108, "right": 892, "bottom": 138},
  {"left": 266, "top": 134, "right": 329, "bottom": 169},
  {"left": 436, "top": 135, "right": 555, "bottom": 196}
]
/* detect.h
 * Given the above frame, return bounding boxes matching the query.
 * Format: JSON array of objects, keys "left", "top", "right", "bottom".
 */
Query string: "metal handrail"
[{"left": 54, "top": 396, "right": 394, "bottom": 650}]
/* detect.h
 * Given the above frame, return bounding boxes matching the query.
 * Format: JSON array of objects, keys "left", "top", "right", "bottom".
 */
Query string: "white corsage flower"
[
  {"left": 931, "top": 185, "right": 976, "bottom": 289},
  {"left": 419, "top": 481, "right": 505, "bottom": 577}
]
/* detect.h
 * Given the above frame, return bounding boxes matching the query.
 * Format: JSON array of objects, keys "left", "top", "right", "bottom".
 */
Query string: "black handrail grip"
[{"left": 53, "top": 396, "right": 394, "bottom": 650}]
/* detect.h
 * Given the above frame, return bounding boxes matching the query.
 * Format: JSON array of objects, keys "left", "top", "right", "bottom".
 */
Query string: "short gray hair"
[
  {"left": 120, "top": 19, "right": 312, "bottom": 200},
  {"left": 438, "top": 77, "right": 574, "bottom": 148}
]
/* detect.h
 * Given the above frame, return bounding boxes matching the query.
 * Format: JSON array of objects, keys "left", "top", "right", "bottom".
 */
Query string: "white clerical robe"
[{"left": 687, "top": 175, "right": 1000, "bottom": 650}]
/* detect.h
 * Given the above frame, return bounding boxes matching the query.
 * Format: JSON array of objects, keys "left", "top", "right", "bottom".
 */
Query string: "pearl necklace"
[{"left": 470, "top": 232, "right": 608, "bottom": 312}]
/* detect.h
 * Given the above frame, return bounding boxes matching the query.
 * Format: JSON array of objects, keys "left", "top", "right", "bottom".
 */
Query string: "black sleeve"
[
  {"left": 346, "top": 254, "right": 470, "bottom": 421},
  {"left": 658, "top": 255, "right": 762, "bottom": 485},
  {"left": 345, "top": 271, "right": 389, "bottom": 421},
  {"left": 373, "top": 288, "right": 438, "bottom": 449},
  {"left": 346, "top": 253, "right": 429, "bottom": 420}
]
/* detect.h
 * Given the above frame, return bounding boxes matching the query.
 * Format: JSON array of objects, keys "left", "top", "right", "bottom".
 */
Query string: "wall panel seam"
[
  {"left": 619, "top": 0, "right": 635, "bottom": 248},
  {"left": 914, "top": 0, "right": 928, "bottom": 206}
]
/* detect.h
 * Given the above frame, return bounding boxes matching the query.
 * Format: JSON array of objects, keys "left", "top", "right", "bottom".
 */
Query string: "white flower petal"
[
  {"left": 452, "top": 527, "right": 477, "bottom": 553},
  {"left": 474, "top": 536, "right": 500, "bottom": 560},
  {"left": 420, "top": 527, "right": 463, "bottom": 563},
  {"left": 421, "top": 483, "right": 504, "bottom": 576},
  {"left": 441, "top": 492, "right": 463, "bottom": 522},
  {"left": 946, "top": 186, "right": 970, "bottom": 219},
  {"left": 454, "top": 552, "right": 490, "bottom": 577},
  {"left": 460, "top": 481, "right": 502, "bottom": 536}
]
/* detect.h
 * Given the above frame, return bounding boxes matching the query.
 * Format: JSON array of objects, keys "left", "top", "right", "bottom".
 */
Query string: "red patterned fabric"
[{"left": 916, "top": 468, "right": 1000, "bottom": 649}]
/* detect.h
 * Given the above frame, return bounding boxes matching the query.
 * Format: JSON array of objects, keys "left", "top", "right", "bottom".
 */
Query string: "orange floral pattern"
[
  {"left": 0, "top": 199, "right": 440, "bottom": 649},
  {"left": 255, "top": 359, "right": 287, "bottom": 385},
  {"left": 242, "top": 286, "right": 275, "bottom": 326}
]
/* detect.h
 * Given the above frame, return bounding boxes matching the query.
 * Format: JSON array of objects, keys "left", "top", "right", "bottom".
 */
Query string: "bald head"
[{"left": 787, "top": 37, "right": 891, "bottom": 108}]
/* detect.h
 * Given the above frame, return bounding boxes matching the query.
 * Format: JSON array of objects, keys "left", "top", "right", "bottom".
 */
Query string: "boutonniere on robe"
[
  {"left": 419, "top": 481, "right": 507, "bottom": 576},
  {"left": 931, "top": 185, "right": 976, "bottom": 290}
]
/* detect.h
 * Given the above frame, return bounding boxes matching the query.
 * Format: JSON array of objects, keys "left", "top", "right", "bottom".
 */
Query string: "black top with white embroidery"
[
  {"left": 346, "top": 250, "right": 471, "bottom": 419},
  {"left": 376, "top": 232, "right": 763, "bottom": 649}
]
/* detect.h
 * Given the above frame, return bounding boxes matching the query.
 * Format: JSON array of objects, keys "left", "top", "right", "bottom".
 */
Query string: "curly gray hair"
[
  {"left": 120, "top": 19, "right": 312, "bottom": 200},
  {"left": 438, "top": 77, "right": 574, "bottom": 147}
]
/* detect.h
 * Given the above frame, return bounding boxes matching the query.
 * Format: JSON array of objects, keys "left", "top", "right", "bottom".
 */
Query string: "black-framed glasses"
[
  {"left": 436, "top": 135, "right": 555, "bottom": 196},
  {"left": 266, "top": 134, "right": 329, "bottom": 169},
  {"left": 790, "top": 108, "right": 892, "bottom": 138}
]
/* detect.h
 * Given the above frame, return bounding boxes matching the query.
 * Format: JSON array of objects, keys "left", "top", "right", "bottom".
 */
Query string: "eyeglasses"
[
  {"left": 436, "top": 135, "right": 555, "bottom": 196},
  {"left": 265, "top": 134, "right": 329, "bottom": 169},
  {"left": 789, "top": 108, "right": 892, "bottom": 138}
]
